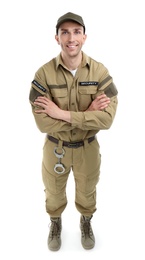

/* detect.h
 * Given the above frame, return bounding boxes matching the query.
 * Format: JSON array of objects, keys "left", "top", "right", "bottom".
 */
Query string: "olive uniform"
[{"left": 29, "top": 51, "right": 118, "bottom": 218}]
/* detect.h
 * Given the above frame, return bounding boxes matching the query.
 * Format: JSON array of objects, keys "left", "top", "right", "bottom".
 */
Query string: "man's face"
[{"left": 55, "top": 21, "right": 87, "bottom": 57}]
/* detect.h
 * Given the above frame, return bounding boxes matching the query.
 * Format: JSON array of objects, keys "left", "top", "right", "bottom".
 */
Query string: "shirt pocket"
[
  {"left": 78, "top": 85, "right": 98, "bottom": 111},
  {"left": 49, "top": 85, "right": 68, "bottom": 110}
]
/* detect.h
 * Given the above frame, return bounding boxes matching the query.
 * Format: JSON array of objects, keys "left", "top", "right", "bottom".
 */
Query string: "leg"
[
  {"left": 42, "top": 137, "right": 72, "bottom": 251},
  {"left": 73, "top": 138, "right": 101, "bottom": 216},
  {"left": 42, "top": 137, "right": 71, "bottom": 217},
  {"left": 73, "top": 138, "right": 101, "bottom": 249}
]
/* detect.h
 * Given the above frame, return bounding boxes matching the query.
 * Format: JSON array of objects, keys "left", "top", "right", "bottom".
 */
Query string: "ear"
[
  {"left": 82, "top": 34, "right": 87, "bottom": 45},
  {"left": 83, "top": 34, "right": 87, "bottom": 41},
  {"left": 55, "top": 35, "right": 60, "bottom": 45}
]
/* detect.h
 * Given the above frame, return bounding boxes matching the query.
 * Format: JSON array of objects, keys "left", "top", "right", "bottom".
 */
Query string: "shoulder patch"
[
  {"left": 104, "top": 83, "right": 118, "bottom": 98},
  {"left": 32, "top": 80, "right": 46, "bottom": 92}
]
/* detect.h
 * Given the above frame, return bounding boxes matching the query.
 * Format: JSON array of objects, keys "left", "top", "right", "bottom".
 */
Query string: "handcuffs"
[{"left": 54, "top": 146, "right": 65, "bottom": 174}]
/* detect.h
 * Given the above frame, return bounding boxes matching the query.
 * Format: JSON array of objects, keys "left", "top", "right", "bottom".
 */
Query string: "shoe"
[
  {"left": 80, "top": 215, "right": 95, "bottom": 249},
  {"left": 47, "top": 217, "right": 62, "bottom": 251}
]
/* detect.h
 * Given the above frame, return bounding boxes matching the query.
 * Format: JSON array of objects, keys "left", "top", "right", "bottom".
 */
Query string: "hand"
[
  {"left": 34, "top": 96, "right": 61, "bottom": 119},
  {"left": 86, "top": 94, "right": 110, "bottom": 111},
  {"left": 34, "top": 96, "right": 71, "bottom": 122}
]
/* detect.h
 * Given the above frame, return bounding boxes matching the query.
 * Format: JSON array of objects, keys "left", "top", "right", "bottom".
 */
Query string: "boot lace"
[
  {"left": 81, "top": 217, "right": 93, "bottom": 237},
  {"left": 49, "top": 219, "right": 61, "bottom": 238}
]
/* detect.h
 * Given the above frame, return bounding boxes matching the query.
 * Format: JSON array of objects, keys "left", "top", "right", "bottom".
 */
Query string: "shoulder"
[
  {"left": 83, "top": 52, "right": 108, "bottom": 75},
  {"left": 83, "top": 52, "right": 106, "bottom": 69},
  {"left": 35, "top": 57, "right": 57, "bottom": 75}
]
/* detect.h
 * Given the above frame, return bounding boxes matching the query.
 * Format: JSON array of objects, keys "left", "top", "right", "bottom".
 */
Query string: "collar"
[{"left": 55, "top": 51, "right": 90, "bottom": 70}]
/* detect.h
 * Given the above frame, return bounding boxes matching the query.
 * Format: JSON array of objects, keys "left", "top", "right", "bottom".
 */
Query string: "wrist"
[{"left": 59, "top": 110, "right": 71, "bottom": 123}]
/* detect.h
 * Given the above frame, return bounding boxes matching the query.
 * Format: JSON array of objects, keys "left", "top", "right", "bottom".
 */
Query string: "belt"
[{"left": 47, "top": 135, "right": 95, "bottom": 148}]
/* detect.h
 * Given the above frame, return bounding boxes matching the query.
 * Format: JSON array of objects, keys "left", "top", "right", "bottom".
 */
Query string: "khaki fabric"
[
  {"left": 29, "top": 51, "right": 118, "bottom": 217},
  {"left": 29, "top": 52, "right": 118, "bottom": 141},
  {"left": 42, "top": 137, "right": 101, "bottom": 217}
]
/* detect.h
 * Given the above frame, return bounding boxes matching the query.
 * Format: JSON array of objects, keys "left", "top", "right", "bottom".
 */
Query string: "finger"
[
  {"left": 100, "top": 103, "right": 110, "bottom": 109},
  {"left": 100, "top": 101, "right": 110, "bottom": 107},
  {"left": 35, "top": 96, "right": 50, "bottom": 103},
  {"left": 34, "top": 109, "right": 45, "bottom": 113},
  {"left": 94, "top": 98, "right": 110, "bottom": 105},
  {"left": 96, "top": 94, "right": 107, "bottom": 100},
  {"left": 100, "top": 98, "right": 110, "bottom": 104},
  {"left": 34, "top": 100, "right": 48, "bottom": 106}
]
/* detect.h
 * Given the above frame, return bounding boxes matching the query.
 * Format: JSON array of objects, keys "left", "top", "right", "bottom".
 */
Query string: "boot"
[
  {"left": 80, "top": 215, "right": 95, "bottom": 249},
  {"left": 47, "top": 217, "right": 62, "bottom": 251}
]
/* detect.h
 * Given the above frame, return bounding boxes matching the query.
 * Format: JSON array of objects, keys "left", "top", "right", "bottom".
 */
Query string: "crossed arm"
[{"left": 34, "top": 94, "right": 110, "bottom": 123}]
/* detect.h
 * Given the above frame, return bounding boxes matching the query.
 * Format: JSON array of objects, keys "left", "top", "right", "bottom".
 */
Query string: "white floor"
[
  {"left": 1, "top": 119, "right": 145, "bottom": 259},
  {"left": 1, "top": 0, "right": 145, "bottom": 259}
]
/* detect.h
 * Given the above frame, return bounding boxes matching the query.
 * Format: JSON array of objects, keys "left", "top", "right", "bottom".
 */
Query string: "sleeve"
[
  {"left": 29, "top": 68, "right": 75, "bottom": 134},
  {"left": 70, "top": 65, "right": 118, "bottom": 131},
  {"left": 70, "top": 95, "right": 118, "bottom": 130}
]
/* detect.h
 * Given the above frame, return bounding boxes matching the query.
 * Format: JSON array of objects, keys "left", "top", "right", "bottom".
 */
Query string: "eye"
[
  {"left": 74, "top": 30, "right": 81, "bottom": 34},
  {"left": 62, "top": 31, "right": 68, "bottom": 35}
]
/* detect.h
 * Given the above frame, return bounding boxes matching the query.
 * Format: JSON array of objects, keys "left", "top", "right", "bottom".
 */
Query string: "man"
[{"left": 29, "top": 12, "right": 118, "bottom": 251}]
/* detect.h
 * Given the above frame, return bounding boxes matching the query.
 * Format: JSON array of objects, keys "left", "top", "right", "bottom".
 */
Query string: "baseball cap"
[{"left": 56, "top": 12, "right": 85, "bottom": 32}]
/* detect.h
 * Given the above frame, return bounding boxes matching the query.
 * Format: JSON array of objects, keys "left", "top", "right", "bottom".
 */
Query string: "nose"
[{"left": 68, "top": 32, "right": 75, "bottom": 41}]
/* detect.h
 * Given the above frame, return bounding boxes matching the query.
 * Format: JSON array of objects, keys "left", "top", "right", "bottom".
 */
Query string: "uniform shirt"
[{"left": 29, "top": 52, "right": 118, "bottom": 142}]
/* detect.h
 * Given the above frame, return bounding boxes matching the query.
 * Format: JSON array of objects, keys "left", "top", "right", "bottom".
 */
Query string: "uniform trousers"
[{"left": 42, "top": 136, "right": 101, "bottom": 218}]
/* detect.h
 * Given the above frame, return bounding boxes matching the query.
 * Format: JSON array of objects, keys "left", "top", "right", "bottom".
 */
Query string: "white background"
[{"left": 0, "top": 0, "right": 145, "bottom": 259}]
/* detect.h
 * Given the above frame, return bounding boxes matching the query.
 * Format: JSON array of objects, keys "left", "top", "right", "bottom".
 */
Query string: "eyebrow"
[{"left": 60, "top": 27, "right": 83, "bottom": 31}]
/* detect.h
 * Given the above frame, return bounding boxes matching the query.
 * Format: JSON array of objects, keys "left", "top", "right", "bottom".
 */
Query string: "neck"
[{"left": 61, "top": 52, "right": 82, "bottom": 70}]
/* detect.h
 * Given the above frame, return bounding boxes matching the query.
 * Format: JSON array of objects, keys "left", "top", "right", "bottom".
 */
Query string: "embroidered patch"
[
  {"left": 104, "top": 83, "right": 118, "bottom": 98},
  {"left": 29, "top": 88, "right": 44, "bottom": 103},
  {"left": 79, "top": 81, "right": 98, "bottom": 86},
  {"left": 32, "top": 80, "right": 46, "bottom": 92}
]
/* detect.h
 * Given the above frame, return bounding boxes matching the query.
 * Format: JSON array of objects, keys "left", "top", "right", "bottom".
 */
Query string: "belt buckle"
[
  {"left": 67, "top": 141, "right": 83, "bottom": 148},
  {"left": 67, "top": 143, "right": 78, "bottom": 148}
]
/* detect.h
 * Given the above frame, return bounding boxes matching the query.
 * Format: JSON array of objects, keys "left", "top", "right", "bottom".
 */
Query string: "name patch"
[
  {"left": 32, "top": 80, "right": 46, "bottom": 92},
  {"left": 79, "top": 81, "right": 98, "bottom": 86}
]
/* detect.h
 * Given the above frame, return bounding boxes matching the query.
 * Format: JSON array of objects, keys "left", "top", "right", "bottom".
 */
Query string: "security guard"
[{"left": 29, "top": 12, "right": 118, "bottom": 251}]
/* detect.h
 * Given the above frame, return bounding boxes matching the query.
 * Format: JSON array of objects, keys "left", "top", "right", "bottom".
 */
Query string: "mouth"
[{"left": 67, "top": 44, "right": 78, "bottom": 49}]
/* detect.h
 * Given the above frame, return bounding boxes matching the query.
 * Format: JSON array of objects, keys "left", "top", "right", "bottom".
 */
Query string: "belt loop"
[
  {"left": 84, "top": 139, "right": 89, "bottom": 149},
  {"left": 55, "top": 139, "right": 64, "bottom": 154},
  {"left": 58, "top": 139, "right": 63, "bottom": 149}
]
